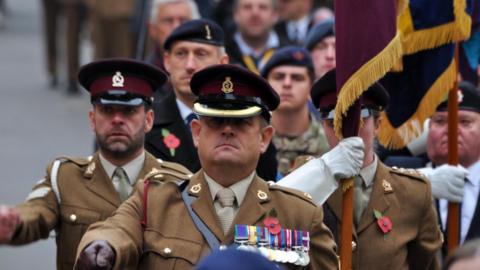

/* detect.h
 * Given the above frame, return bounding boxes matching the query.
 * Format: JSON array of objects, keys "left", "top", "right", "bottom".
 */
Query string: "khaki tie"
[
  {"left": 216, "top": 188, "right": 236, "bottom": 234},
  {"left": 354, "top": 176, "right": 366, "bottom": 227},
  {"left": 114, "top": 167, "right": 130, "bottom": 202}
]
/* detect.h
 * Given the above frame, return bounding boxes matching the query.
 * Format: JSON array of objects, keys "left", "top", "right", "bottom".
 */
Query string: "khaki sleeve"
[
  {"left": 76, "top": 180, "right": 146, "bottom": 270},
  {"left": 309, "top": 206, "right": 339, "bottom": 270},
  {"left": 10, "top": 163, "right": 60, "bottom": 245},
  {"left": 408, "top": 181, "right": 442, "bottom": 270}
]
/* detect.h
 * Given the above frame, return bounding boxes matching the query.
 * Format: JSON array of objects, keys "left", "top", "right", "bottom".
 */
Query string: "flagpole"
[
  {"left": 446, "top": 43, "right": 460, "bottom": 254},
  {"left": 340, "top": 180, "right": 354, "bottom": 270},
  {"left": 339, "top": 103, "right": 361, "bottom": 270}
]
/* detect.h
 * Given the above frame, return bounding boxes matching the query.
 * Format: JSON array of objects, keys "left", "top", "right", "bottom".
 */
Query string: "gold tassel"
[
  {"left": 399, "top": 0, "right": 471, "bottom": 55},
  {"left": 334, "top": 32, "right": 403, "bottom": 139},
  {"left": 377, "top": 58, "right": 457, "bottom": 149}
]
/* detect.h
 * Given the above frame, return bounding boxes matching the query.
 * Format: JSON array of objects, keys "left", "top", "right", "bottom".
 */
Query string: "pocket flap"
[
  {"left": 143, "top": 229, "right": 203, "bottom": 265},
  {"left": 60, "top": 205, "right": 101, "bottom": 225}
]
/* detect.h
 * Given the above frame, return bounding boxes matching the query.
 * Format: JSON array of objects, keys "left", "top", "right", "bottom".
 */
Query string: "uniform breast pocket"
[
  {"left": 140, "top": 229, "right": 203, "bottom": 270},
  {"left": 58, "top": 206, "right": 102, "bottom": 264}
]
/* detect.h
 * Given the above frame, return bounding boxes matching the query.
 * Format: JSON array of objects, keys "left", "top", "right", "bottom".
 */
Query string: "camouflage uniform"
[{"left": 273, "top": 115, "right": 329, "bottom": 178}]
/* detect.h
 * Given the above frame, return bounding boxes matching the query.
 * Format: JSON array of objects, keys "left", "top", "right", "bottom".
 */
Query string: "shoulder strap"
[
  {"left": 50, "top": 159, "right": 64, "bottom": 203},
  {"left": 180, "top": 186, "right": 220, "bottom": 251}
]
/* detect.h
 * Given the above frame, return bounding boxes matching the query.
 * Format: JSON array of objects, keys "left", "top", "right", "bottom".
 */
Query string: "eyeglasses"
[{"left": 320, "top": 107, "right": 373, "bottom": 120}]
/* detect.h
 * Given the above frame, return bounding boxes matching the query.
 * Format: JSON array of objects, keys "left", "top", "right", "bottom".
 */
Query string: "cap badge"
[
  {"left": 221, "top": 77, "right": 234, "bottom": 93},
  {"left": 292, "top": 51, "right": 305, "bottom": 61},
  {"left": 205, "top": 24, "right": 212, "bottom": 40},
  {"left": 112, "top": 71, "right": 125, "bottom": 87},
  {"left": 458, "top": 89, "right": 464, "bottom": 103}
]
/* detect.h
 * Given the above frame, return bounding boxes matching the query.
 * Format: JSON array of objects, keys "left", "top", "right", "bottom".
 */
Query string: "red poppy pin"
[
  {"left": 263, "top": 209, "right": 281, "bottom": 235},
  {"left": 374, "top": 209, "right": 393, "bottom": 235},
  {"left": 161, "top": 129, "right": 180, "bottom": 157}
]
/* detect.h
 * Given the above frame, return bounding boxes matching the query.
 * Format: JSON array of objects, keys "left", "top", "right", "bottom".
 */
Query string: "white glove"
[
  {"left": 278, "top": 137, "right": 364, "bottom": 205},
  {"left": 321, "top": 137, "right": 365, "bottom": 180},
  {"left": 418, "top": 164, "right": 468, "bottom": 202}
]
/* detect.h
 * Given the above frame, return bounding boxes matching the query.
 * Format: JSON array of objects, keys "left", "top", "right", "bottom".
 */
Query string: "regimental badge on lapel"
[
  {"left": 221, "top": 77, "right": 234, "bottom": 93},
  {"left": 85, "top": 162, "right": 96, "bottom": 176},
  {"left": 205, "top": 24, "right": 212, "bottom": 40},
  {"left": 112, "top": 71, "right": 124, "bottom": 87},
  {"left": 382, "top": 179, "right": 393, "bottom": 193},
  {"left": 190, "top": 183, "right": 201, "bottom": 194}
]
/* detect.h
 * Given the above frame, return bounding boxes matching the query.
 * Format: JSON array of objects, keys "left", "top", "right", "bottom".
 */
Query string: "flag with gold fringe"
[
  {"left": 398, "top": 0, "right": 471, "bottom": 55},
  {"left": 333, "top": 0, "right": 403, "bottom": 139},
  {"left": 377, "top": 0, "right": 472, "bottom": 149}
]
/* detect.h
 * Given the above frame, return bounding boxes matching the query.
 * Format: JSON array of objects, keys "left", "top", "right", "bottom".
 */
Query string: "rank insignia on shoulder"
[
  {"left": 382, "top": 179, "right": 393, "bottom": 193},
  {"left": 234, "top": 224, "right": 310, "bottom": 266}
]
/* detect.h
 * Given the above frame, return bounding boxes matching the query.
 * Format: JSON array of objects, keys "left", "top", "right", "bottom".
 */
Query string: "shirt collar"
[
  {"left": 287, "top": 15, "right": 310, "bottom": 39},
  {"left": 99, "top": 151, "right": 146, "bottom": 186},
  {"left": 234, "top": 31, "right": 280, "bottom": 58},
  {"left": 204, "top": 172, "right": 256, "bottom": 206},
  {"left": 467, "top": 160, "right": 480, "bottom": 187},
  {"left": 175, "top": 98, "right": 194, "bottom": 124},
  {"left": 360, "top": 154, "right": 377, "bottom": 187}
]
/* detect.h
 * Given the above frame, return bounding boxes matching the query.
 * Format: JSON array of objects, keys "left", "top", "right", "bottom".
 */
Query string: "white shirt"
[
  {"left": 234, "top": 31, "right": 280, "bottom": 71},
  {"left": 287, "top": 15, "right": 310, "bottom": 42},
  {"left": 175, "top": 98, "right": 194, "bottom": 125},
  {"left": 439, "top": 160, "right": 480, "bottom": 244},
  {"left": 99, "top": 151, "right": 146, "bottom": 196}
]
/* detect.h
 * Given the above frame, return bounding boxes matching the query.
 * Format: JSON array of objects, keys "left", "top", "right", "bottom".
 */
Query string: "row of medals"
[{"left": 234, "top": 224, "right": 310, "bottom": 266}]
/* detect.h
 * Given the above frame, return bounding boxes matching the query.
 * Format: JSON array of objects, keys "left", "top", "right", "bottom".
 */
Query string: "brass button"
[
  {"left": 351, "top": 241, "right": 357, "bottom": 251},
  {"left": 163, "top": 247, "right": 172, "bottom": 254},
  {"left": 69, "top": 214, "right": 77, "bottom": 222}
]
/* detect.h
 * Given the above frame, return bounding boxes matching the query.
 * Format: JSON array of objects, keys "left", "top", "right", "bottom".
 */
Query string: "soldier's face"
[
  {"left": 89, "top": 104, "right": 154, "bottom": 159},
  {"left": 148, "top": 2, "right": 193, "bottom": 49},
  {"left": 310, "top": 36, "right": 336, "bottom": 79},
  {"left": 164, "top": 41, "right": 229, "bottom": 104},
  {"left": 267, "top": 65, "right": 312, "bottom": 112},
  {"left": 234, "top": 0, "right": 278, "bottom": 39},
  {"left": 191, "top": 116, "right": 274, "bottom": 175},
  {"left": 427, "top": 110, "right": 480, "bottom": 168}
]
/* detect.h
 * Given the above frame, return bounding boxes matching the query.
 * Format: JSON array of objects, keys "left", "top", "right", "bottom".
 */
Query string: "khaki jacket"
[
  {"left": 324, "top": 162, "right": 442, "bottom": 270},
  {"left": 77, "top": 170, "right": 339, "bottom": 270},
  {"left": 10, "top": 152, "right": 187, "bottom": 270}
]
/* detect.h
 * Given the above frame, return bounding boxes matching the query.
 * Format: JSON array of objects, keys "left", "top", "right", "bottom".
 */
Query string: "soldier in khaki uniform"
[
  {"left": 282, "top": 69, "right": 443, "bottom": 269},
  {"left": 0, "top": 59, "right": 192, "bottom": 270},
  {"left": 84, "top": 0, "right": 136, "bottom": 59},
  {"left": 75, "top": 64, "right": 340, "bottom": 270}
]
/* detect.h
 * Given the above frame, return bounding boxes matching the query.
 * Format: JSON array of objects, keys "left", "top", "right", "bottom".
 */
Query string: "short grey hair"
[{"left": 150, "top": 0, "right": 200, "bottom": 23}]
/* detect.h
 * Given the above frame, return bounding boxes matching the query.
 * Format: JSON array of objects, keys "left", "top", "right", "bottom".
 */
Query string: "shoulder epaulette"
[
  {"left": 267, "top": 181, "right": 316, "bottom": 205},
  {"left": 53, "top": 156, "right": 92, "bottom": 166},
  {"left": 144, "top": 163, "right": 193, "bottom": 183},
  {"left": 390, "top": 166, "right": 427, "bottom": 182}
]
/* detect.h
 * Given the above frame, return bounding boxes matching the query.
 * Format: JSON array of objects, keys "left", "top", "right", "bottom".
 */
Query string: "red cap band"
[{"left": 90, "top": 74, "right": 153, "bottom": 97}]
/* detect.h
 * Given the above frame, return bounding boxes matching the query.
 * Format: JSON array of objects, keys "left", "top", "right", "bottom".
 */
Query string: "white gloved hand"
[
  {"left": 418, "top": 164, "right": 468, "bottom": 202},
  {"left": 321, "top": 137, "right": 365, "bottom": 180}
]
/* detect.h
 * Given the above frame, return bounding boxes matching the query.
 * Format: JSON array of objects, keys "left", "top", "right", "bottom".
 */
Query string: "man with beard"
[
  {"left": 74, "top": 64, "right": 341, "bottom": 270},
  {"left": 225, "top": 0, "right": 285, "bottom": 73},
  {"left": 0, "top": 59, "right": 191, "bottom": 270}
]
